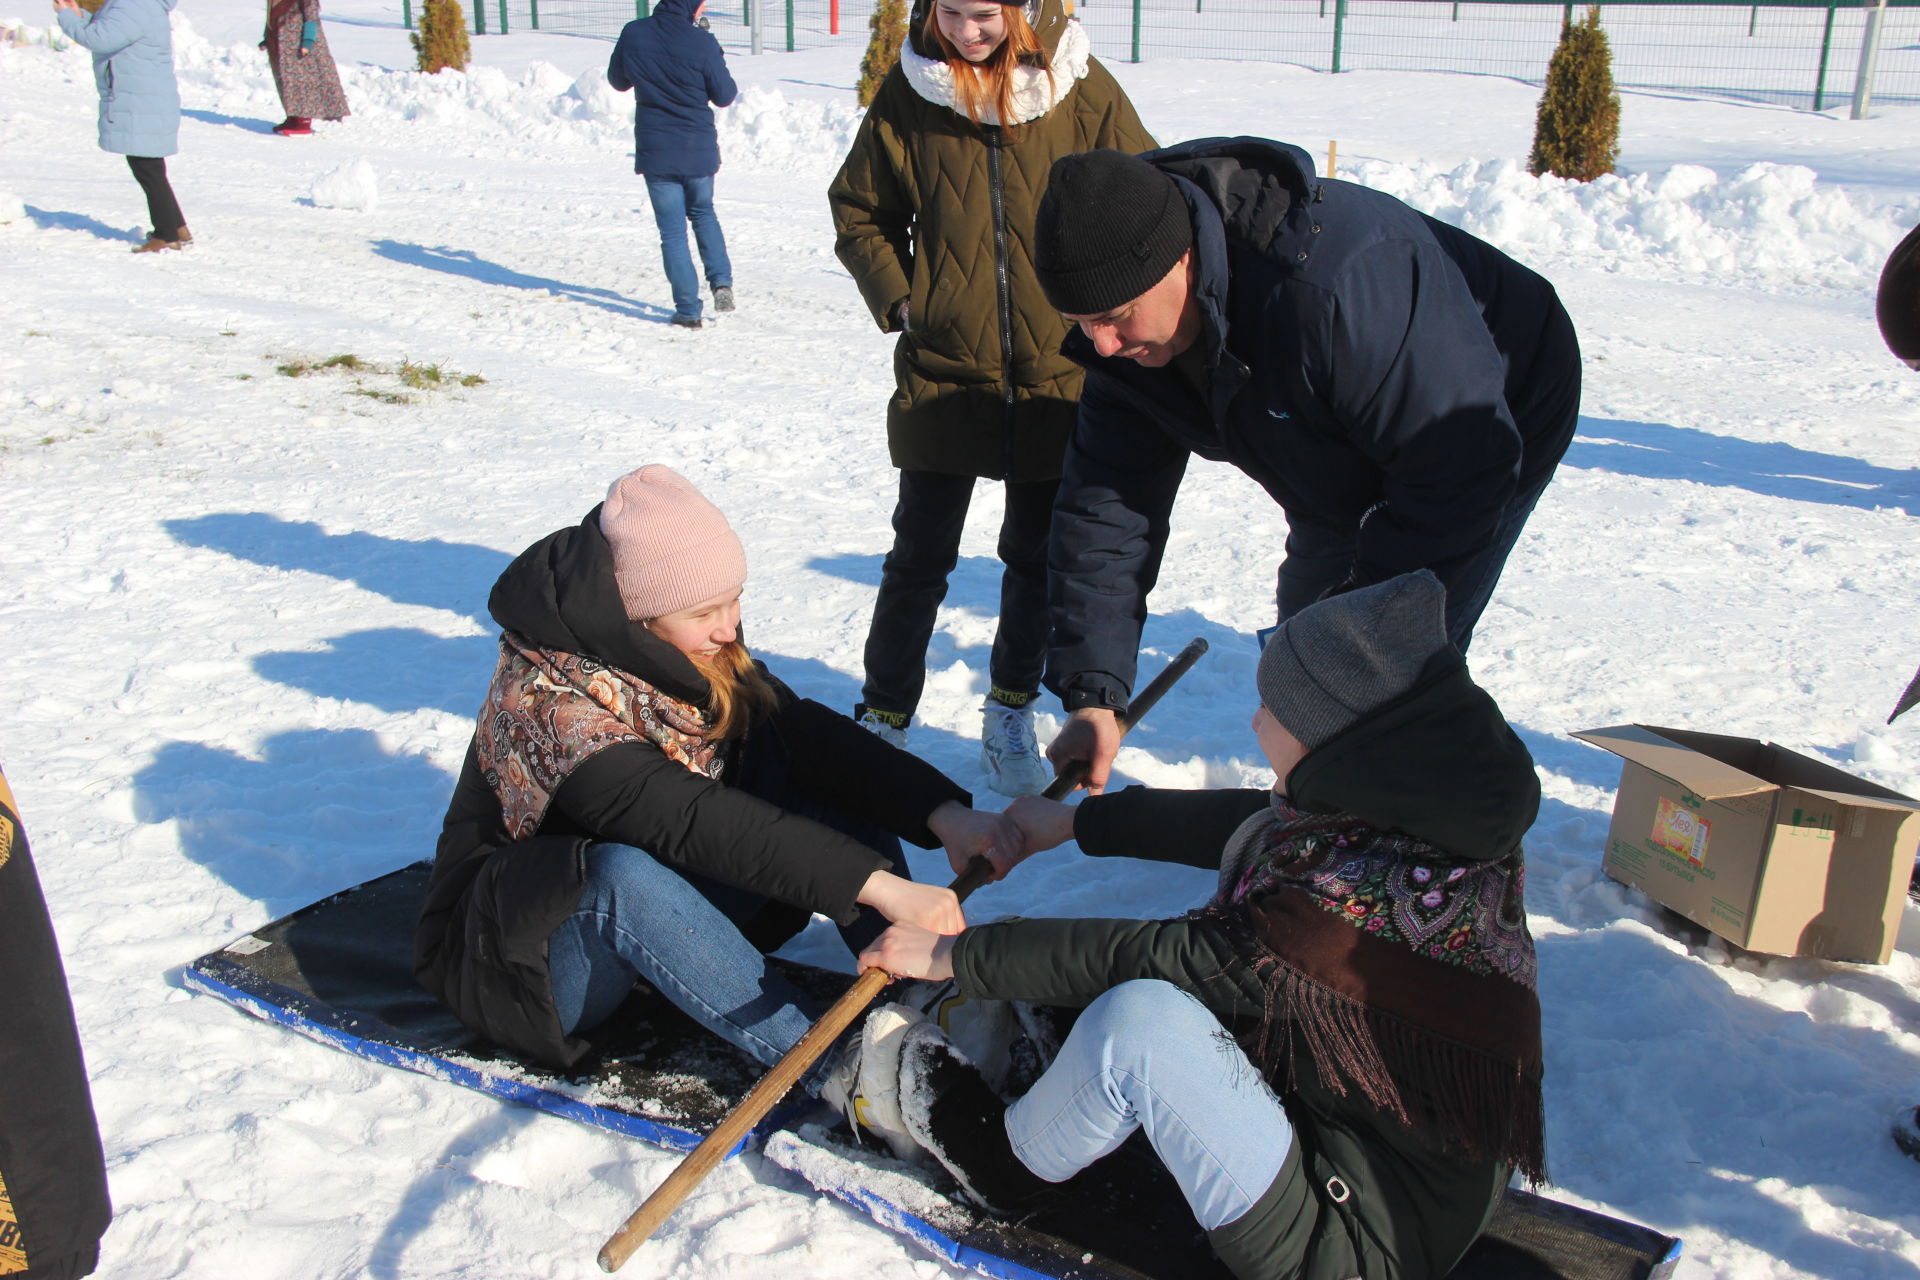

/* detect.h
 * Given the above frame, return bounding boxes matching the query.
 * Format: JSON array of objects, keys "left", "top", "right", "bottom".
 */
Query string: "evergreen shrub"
[
  {"left": 857, "top": 0, "right": 907, "bottom": 107},
  {"left": 1528, "top": 5, "right": 1621, "bottom": 183},
  {"left": 412, "top": 0, "right": 471, "bottom": 74}
]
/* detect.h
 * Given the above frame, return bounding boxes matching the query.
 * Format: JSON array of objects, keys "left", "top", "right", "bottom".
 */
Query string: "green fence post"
[
  {"left": 530, "top": 0, "right": 538, "bottom": 28},
  {"left": 1813, "top": 0, "right": 1836, "bottom": 109},
  {"left": 1331, "top": 0, "right": 1347, "bottom": 72},
  {"left": 1131, "top": 0, "right": 1141, "bottom": 61},
  {"left": 1451, "top": 0, "right": 1458, "bottom": 18},
  {"left": 401, "top": 0, "right": 411, "bottom": 27},
  {"left": 1748, "top": 5, "right": 1757, "bottom": 37},
  {"left": 636, "top": 0, "right": 646, "bottom": 18},
  {"left": 475, "top": 0, "right": 485, "bottom": 36},
  {"left": 498, "top": 0, "right": 507, "bottom": 33},
  {"left": 786, "top": 0, "right": 794, "bottom": 49}
]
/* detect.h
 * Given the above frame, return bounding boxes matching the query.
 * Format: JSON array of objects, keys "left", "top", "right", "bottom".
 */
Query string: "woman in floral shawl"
[
  {"left": 261, "top": 0, "right": 349, "bottom": 135},
  {"left": 414, "top": 465, "right": 1021, "bottom": 1096},
  {"left": 863, "top": 571, "right": 1547, "bottom": 1280}
]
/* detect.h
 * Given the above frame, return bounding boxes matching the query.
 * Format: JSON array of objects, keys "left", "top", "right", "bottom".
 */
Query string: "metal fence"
[{"left": 417, "top": 0, "right": 1920, "bottom": 110}]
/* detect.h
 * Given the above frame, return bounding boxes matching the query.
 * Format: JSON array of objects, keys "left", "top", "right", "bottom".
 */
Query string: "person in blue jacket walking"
[
  {"left": 608, "top": 0, "right": 737, "bottom": 329},
  {"left": 54, "top": 0, "right": 191, "bottom": 253}
]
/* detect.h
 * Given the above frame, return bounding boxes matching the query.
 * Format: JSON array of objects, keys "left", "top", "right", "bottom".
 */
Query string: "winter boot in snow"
[
  {"left": 855, "top": 706, "right": 909, "bottom": 748},
  {"left": 670, "top": 314, "right": 703, "bottom": 330},
  {"left": 899, "top": 1020, "right": 1052, "bottom": 1214},
  {"left": 272, "top": 116, "right": 313, "bottom": 136},
  {"left": 712, "top": 285, "right": 736, "bottom": 313},
  {"left": 980, "top": 694, "right": 1049, "bottom": 797},
  {"left": 1894, "top": 1105, "right": 1920, "bottom": 1161},
  {"left": 818, "top": 1002, "right": 928, "bottom": 1160}
]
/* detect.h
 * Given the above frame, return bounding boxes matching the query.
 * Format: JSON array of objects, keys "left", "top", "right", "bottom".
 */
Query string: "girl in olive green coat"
[{"left": 829, "top": 0, "right": 1153, "bottom": 795}]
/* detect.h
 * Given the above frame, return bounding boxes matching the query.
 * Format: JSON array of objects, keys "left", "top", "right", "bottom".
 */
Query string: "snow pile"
[
  {"left": 308, "top": 157, "right": 378, "bottom": 211},
  {"left": 0, "top": 188, "right": 24, "bottom": 223},
  {"left": 1350, "top": 153, "right": 1914, "bottom": 288}
]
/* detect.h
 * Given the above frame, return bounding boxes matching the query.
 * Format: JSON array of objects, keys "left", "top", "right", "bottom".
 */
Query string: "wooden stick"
[
  {"left": 1327, "top": 139, "right": 1338, "bottom": 178},
  {"left": 596, "top": 638, "right": 1209, "bottom": 1272}
]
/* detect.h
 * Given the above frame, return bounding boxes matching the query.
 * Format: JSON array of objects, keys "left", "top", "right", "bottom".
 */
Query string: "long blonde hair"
[
  {"left": 922, "top": 1, "right": 1053, "bottom": 128},
  {"left": 685, "top": 639, "right": 779, "bottom": 741}
]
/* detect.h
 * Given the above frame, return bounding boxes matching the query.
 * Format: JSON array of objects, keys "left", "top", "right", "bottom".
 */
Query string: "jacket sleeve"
[
  {"left": 951, "top": 916, "right": 1256, "bottom": 1024},
  {"left": 704, "top": 37, "right": 737, "bottom": 107},
  {"left": 59, "top": 0, "right": 152, "bottom": 55},
  {"left": 606, "top": 28, "right": 632, "bottom": 92},
  {"left": 549, "top": 740, "right": 888, "bottom": 924},
  {"left": 1080, "top": 58, "right": 1157, "bottom": 154},
  {"left": 1073, "top": 786, "right": 1271, "bottom": 868},
  {"left": 1042, "top": 372, "right": 1189, "bottom": 710},
  {"left": 828, "top": 75, "right": 915, "bottom": 332},
  {"left": 771, "top": 698, "right": 970, "bottom": 847},
  {"left": 1304, "top": 238, "right": 1524, "bottom": 590}
]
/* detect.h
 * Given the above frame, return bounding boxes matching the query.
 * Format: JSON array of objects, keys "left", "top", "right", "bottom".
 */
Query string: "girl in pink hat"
[{"left": 414, "top": 465, "right": 1021, "bottom": 1109}]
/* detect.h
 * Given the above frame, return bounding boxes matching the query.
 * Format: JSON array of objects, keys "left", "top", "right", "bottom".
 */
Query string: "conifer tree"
[
  {"left": 412, "top": 0, "right": 471, "bottom": 74},
  {"left": 1528, "top": 6, "right": 1621, "bottom": 182},
  {"left": 857, "top": 0, "right": 907, "bottom": 108}
]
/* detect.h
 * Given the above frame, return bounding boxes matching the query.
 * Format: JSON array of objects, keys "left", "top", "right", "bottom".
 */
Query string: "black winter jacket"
[
  {"left": 1045, "top": 137, "right": 1581, "bottom": 709},
  {"left": 414, "top": 510, "right": 970, "bottom": 1068}
]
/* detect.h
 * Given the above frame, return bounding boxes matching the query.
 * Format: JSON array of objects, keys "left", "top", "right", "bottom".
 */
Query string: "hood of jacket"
[
  {"left": 649, "top": 0, "right": 700, "bottom": 22},
  {"left": 485, "top": 508, "right": 714, "bottom": 707},
  {"left": 902, "top": 0, "right": 1086, "bottom": 125},
  {"left": 1284, "top": 652, "right": 1540, "bottom": 862}
]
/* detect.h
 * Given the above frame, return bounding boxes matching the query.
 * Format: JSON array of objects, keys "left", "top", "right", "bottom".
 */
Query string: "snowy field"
[{"left": 5, "top": 1, "right": 1920, "bottom": 1276}]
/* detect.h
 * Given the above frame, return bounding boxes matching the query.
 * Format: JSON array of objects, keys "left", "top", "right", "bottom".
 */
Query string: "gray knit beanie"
[{"left": 1256, "top": 571, "right": 1450, "bottom": 750}]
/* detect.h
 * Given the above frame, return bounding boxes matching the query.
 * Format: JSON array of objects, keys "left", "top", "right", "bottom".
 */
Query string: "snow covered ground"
[{"left": 4, "top": 2, "right": 1920, "bottom": 1276}]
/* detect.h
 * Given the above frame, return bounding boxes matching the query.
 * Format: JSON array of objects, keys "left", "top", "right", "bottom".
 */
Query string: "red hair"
[{"left": 922, "top": 2, "right": 1053, "bottom": 128}]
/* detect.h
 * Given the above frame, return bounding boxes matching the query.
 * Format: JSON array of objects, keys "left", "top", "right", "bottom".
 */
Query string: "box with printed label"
[{"left": 1571, "top": 724, "right": 1920, "bottom": 964}]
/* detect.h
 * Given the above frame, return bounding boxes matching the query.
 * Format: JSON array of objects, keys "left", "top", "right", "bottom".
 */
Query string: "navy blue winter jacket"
[
  {"left": 1045, "top": 137, "right": 1581, "bottom": 709},
  {"left": 607, "top": 0, "right": 738, "bottom": 176}
]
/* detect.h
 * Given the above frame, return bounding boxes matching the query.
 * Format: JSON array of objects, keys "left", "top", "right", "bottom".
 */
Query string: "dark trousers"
[
  {"left": 0, "top": 776, "right": 111, "bottom": 1279},
  {"left": 861, "top": 470, "right": 1057, "bottom": 716},
  {"left": 1275, "top": 476, "right": 1549, "bottom": 655},
  {"left": 126, "top": 156, "right": 184, "bottom": 241}
]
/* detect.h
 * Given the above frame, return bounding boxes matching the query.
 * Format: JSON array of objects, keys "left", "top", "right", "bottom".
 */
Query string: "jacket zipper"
[{"left": 986, "top": 125, "right": 1016, "bottom": 480}]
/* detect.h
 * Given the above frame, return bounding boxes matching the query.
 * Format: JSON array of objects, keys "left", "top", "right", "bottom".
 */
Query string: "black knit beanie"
[
  {"left": 1877, "top": 222, "right": 1920, "bottom": 363},
  {"left": 1034, "top": 150, "right": 1193, "bottom": 315},
  {"left": 1256, "top": 571, "right": 1451, "bottom": 751}
]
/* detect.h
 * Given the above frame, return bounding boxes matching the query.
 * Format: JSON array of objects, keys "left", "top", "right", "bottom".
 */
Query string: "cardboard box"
[{"left": 1571, "top": 724, "right": 1920, "bottom": 964}]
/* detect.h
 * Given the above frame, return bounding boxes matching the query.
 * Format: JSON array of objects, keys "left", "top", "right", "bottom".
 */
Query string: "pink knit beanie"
[{"left": 599, "top": 465, "right": 747, "bottom": 621}]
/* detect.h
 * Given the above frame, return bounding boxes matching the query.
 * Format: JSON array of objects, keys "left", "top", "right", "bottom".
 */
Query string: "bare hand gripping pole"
[{"left": 596, "top": 637, "right": 1209, "bottom": 1273}]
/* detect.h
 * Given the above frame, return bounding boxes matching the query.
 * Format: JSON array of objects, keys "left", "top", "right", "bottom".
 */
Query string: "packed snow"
[{"left": 4, "top": 1, "right": 1920, "bottom": 1276}]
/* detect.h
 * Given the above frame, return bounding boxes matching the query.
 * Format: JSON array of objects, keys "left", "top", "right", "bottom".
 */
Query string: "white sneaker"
[
  {"left": 818, "top": 1002, "right": 928, "bottom": 1160},
  {"left": 980, "top": 699, "right": 1050, "bottom": 797},
  {"left": 856, "top": 709, "right": 908, "bottom": 748}
]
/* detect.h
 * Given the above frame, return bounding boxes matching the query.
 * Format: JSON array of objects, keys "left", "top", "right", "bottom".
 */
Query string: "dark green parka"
[{"left": 828, "top": 0, "right": 1155, "bottom": 482}]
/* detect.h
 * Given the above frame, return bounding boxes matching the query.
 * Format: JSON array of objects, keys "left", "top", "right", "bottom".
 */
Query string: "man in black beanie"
[{"left": 1030, "top": 141, "right": 1581, "bottom": 792}]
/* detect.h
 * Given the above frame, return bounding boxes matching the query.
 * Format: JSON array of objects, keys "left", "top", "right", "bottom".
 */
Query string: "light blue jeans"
[
  {"left": 1006, "top": 980, "right": 1294, "bottom": 1232},
  {"left": 547, "top": 840, "right": 875, "bottom": 1092},
  {"left": 643, "top": 173, "right": 732, "bottom": 322}
]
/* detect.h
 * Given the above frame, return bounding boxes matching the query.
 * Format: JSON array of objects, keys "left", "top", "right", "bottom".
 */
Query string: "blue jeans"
[
  {"left": 643, "top": 173, "right": 731, "bottom": 322},
  {"left": 549, "top": 827, "right": 899, "bottom": 1091},
  {"left": 1006, "top": 980, "right": 1293, "bottom": 1233}
]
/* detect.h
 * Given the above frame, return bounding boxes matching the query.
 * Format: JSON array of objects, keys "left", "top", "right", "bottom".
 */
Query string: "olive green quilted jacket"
[{"left": 828, "top": 2, "right": 1155, "bottom": 480}]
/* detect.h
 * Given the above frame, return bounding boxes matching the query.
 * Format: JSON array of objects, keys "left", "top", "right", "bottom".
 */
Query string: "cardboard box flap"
[
  {"left": 1787, "top": 785, "right": 1920, "bottom": 815},
  {"left": 1570, "top": 724, "right": 1776, "bottom": 800}
]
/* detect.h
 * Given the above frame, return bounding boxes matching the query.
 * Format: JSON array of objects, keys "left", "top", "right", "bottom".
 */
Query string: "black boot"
[{"left": 900, "top": 1021, "right": 1052, "bottom": 1214}]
